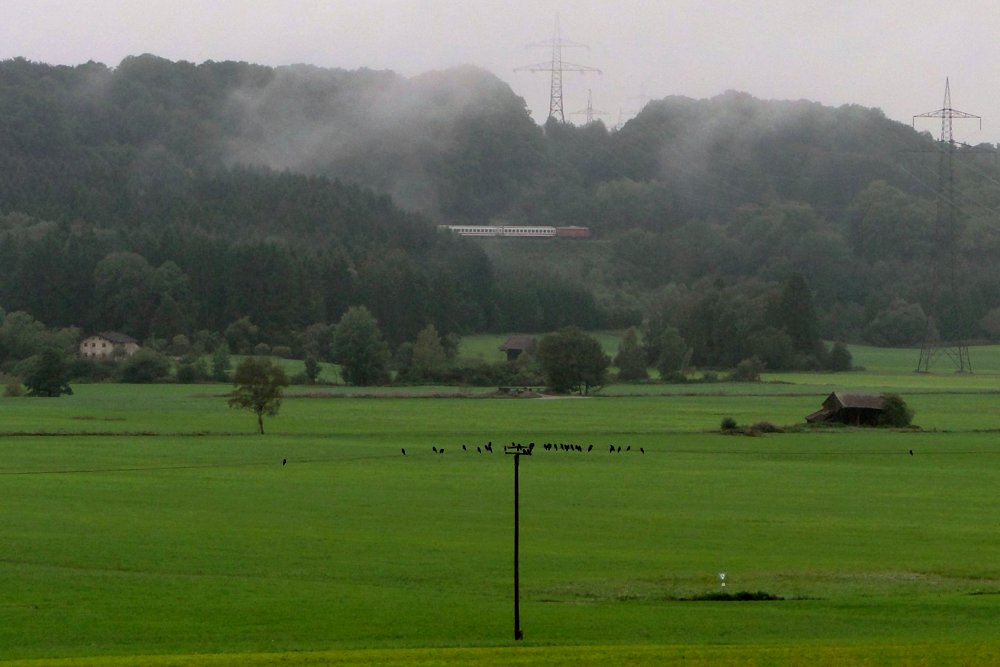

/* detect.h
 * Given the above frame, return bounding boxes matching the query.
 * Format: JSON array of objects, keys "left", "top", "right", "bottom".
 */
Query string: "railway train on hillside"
[{"left": 439, "top": 225, "right": 591, "bottom": 239}]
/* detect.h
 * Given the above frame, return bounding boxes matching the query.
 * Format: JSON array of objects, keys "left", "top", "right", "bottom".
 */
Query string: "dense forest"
[{"left": 2, "top": 54, "right": 1000, "bottom": 373}]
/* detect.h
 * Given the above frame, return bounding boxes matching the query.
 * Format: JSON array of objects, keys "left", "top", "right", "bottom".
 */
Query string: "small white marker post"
[{"left": 719, "top": 572, "right": 727, "bottom": 593}]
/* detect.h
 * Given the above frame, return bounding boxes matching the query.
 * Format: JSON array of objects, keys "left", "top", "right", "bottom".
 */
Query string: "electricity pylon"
[
  {"left": 570, "top": 89, "right": 609, "bottom": 125},
  {"left": 912, "top": 78, "right": 980, "bottom": 372},
  {"left": 516, "top": 15, "right": 600, "bottom": 123}
]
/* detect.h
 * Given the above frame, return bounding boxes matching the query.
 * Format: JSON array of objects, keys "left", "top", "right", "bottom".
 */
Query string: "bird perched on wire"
[
  {"left": 401, "top": 449, "right": 406, "bottom": 456},
  {"left": 282, "top": 458, "right": 287, "bottom": 466}
]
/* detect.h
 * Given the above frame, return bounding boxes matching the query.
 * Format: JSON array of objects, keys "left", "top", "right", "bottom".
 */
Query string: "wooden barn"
[
  {"left": 806, "top": 391, "right": 885, "bottom": 426},
  {"left": 499, "top": 334, "right": 537, "bottom": 362}
]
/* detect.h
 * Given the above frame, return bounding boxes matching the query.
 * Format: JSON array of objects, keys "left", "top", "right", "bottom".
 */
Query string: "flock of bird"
[{"left": 400, "top": 441, "right": 644, "bottom": 456}]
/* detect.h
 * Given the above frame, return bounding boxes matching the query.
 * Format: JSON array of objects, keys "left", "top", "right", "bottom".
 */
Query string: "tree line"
[{"left": 2, "top": 55, "right": 1000, "bottom": 363}]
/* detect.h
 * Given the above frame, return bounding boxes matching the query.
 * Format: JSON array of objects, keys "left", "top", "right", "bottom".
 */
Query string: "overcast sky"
[{"left": 3, "top": 0, "right": 1000, "bottom": 142}]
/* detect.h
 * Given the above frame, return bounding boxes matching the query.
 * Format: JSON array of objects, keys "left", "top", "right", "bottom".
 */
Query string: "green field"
[{"left": 3, "top": 346, "right": 1000, "bottom": 665}]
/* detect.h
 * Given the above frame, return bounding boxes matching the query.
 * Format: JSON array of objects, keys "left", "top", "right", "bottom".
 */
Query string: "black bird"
[
  {"left": 462, "top": 444, "right": 467, "bottom": 451},
  {"left": 909, "top": 449, "right": 913, "bottom": 456},
  {"left": 640, "top": 447, "right": 645, "bottom": 454},
  {"left": 433, "top": 446, "right": 438, "bottom": 453},
  {"left": 282, "top": 458, "right": 287, "bottom": 466},
  {"left": 617, "top": 446, "right": 622, "bottom": 453},
  {"left": 477, "top": 446, "right": 482, "bottom": 453},
  {"left": 626, "top": 446, "right": 631, "bottom": 452},
  {"left": 401, "top": 449, "right": 406, "bottom": 456},
  {"left": 587, "top": 444, "right": 593, "bottom": 452},
  {"left": 439, "top": 448, "right": 445, "bottom": 454},
  {"left": 609, "top": 445, "right": 615, "bottom": 453}
]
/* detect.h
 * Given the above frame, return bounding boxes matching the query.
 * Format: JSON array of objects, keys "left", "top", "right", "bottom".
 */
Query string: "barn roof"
[
  {"left": 807, "top": 391, "right": 886, "bottom": 424},
  {"left": 499, "top": 334, "right": 536, "bottom": 352},
  {"left": 829, "top": 391, "right": 885, "bottom": 410}
]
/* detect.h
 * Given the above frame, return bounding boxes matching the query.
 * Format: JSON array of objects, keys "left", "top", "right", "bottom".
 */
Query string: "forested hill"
[
  {"left": 2, "top": 54, "right": 1000, "bottom": 363},
  {"left": 0, "top": 55, "right": 543, "bottom": 225}
]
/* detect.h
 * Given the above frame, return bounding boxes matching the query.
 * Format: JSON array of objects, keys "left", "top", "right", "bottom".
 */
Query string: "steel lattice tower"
[
  {"left": 516, "top": 15, "right": 600, "bottom": 123},
  {"left": 912, "top": 79, "right": 980, "bottom": 373},
  {"left": 570, "top": 89, "right": 608, "bottom": 125}
]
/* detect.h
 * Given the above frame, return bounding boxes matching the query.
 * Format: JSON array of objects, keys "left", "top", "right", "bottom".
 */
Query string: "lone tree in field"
[{"left": 228, "top": 357, "right": 289, "bottom": 434}]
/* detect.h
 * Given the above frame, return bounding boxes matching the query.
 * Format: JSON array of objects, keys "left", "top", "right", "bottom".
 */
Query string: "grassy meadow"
[{"left": 2, "top": 345, "right": 1000, "bottom": 665}]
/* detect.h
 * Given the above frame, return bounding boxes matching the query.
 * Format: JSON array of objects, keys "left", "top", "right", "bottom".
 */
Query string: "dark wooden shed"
[
  {"left": 499, "top": 334, "right": 537, "bottom": 362},
  {"left": 806, "top": 391, "right": 885, "bottom": 426}
]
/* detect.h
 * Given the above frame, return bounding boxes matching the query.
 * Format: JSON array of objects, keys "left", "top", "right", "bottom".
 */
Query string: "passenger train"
[{"left": 439, "top": 225, "right": 591, "bottom": 239}]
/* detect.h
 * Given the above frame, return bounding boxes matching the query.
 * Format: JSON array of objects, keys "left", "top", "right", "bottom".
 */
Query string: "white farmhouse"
[{"left": 79, "top": 331, "right": 140, "bottom": 360}]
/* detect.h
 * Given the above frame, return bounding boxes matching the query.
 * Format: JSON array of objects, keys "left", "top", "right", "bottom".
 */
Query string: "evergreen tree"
[
  {"left": 652, "top": 326, "right": 690, "bottom": 380},
  {"left": 211, "top": 346, "right": 231, "bottom": 381},
  {"left": 772, "top": 273, "right": 820, "bottom": 354},
  {"left": 304, "top": 356, "right": 321, "bottom": 384},
  {"left": 410, "top": 324, "right": 447, "bottom": 382},
  {"left": 613, "top": 327, "right": 648, "bottom": 381},
  {"left": 332, "top": 306, "right": 390, "bottom": 386}
]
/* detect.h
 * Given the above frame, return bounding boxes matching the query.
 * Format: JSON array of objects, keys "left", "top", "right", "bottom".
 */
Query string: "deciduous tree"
[
  {"left": 120, "top": 349, "right": 172, "bottom": 383},
  {"left": 228, "top": 357, "right": 289, "bottom": 434},
  {"left": 536, "top": 327, "right": 609, "bottom": 395},
  {"left": 22, "top": 347, "right": 73, "bottom": 397}
]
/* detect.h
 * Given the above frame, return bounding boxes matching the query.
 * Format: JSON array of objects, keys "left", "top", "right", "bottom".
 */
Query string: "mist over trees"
[{"left": 2, "top": 54, "right": 1000, "bottom": 371}]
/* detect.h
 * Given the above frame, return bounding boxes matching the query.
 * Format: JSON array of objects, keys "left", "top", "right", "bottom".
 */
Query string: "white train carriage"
[{"left": 440, "top": 225, "right": 558, "bottom": 238}]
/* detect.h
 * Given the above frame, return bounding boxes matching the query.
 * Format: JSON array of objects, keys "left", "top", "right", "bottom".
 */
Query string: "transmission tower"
[
  {"left": 570, "top": 89, "right": 609, "bottom": 125},
  {"left": 912, "top": 78, "right": 980, "bottom": 373},
  {"left": 516, "top": 15, "right": 601, "bottom": 123}
]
